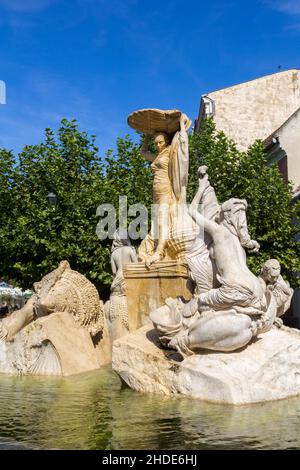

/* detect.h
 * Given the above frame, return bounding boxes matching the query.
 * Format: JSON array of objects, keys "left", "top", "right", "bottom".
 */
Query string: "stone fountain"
[
  {"left": 2, "top": 107, "right": 300, "bottom": 404},
  {"left": 112, "top": 108, "right": 300, "bottom": 404}
]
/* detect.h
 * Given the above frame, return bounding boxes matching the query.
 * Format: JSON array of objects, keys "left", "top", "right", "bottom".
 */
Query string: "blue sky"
[{"left": 0, "top": 0, "right": 300, "bottom": 155}]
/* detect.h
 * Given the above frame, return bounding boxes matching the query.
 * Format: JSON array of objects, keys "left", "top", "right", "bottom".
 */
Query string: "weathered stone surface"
[
  {"left": 128, "top": 108, "right": 185, "bottom": 135},
  {"left": 124, "top": 261, "right": 192, "bottom": 331},
  {"left": 196, "top": 69, "right": 300, "bottom": 151},
  {"left": 112, "top": 324, "right": 300, "bottom": 404},
  {"left": 0, "top": 261, "right": 111, "bottom": 376},
  {"left": 105, "top": 229, "right": 138, "bottom": 342},
  {"left": 0, "top": 311, "right": 111, "bottom": 376},
  {"left": 266, "top": 106, "right": 300, "bottom": 192}
]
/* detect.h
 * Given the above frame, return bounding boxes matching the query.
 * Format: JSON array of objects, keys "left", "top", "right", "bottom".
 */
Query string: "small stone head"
[
  {"left": 260, "top": 259, "right": 281, "bottom": 284},
  {"left": 197, "top": 165, "right": 208, "bottom": 179},
  {"left": 154, "top": 132, "right": 170, "bottom": 153},
  {"left": 112, "top": 228, "right": 132, "bottom": 250},
  {"left": 221, "top": 198, "right": 249, "bottom": 239}
]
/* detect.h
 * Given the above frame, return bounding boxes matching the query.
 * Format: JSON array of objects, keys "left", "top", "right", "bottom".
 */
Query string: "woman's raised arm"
[{"left": 140, "top": 134, "right": 156, "bottom": 162}]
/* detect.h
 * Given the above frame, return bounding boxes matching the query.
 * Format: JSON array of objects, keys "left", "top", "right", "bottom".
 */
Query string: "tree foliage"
[
  {"left": 0, "top": 120, "right": 152, "bottom": 293},
  {"left": 0, "top": 117, "right": 299, "bottom": 293}
]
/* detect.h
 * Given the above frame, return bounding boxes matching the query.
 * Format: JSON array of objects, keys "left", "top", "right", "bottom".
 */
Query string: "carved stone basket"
[{"left": 128, "top": 108, "right": 189, "bottom": 135}]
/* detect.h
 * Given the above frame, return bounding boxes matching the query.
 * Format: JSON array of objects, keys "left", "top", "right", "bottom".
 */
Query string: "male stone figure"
[
  {"left": 259, "top": 259, "right": 293, "bottom": 326},
  {"left": 150, "top": 167, "right": 277, "bottom": 355},
  {"left": 186, "top": 165, "right": 263, "bottom": 316},
  {"left": 189, "top": 198, "right": 265, "bottom": 315}
]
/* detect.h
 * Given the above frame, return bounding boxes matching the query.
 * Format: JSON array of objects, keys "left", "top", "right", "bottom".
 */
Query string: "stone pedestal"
[
  {"left": 0, "top": 311, "right": 111, "bottom": 376},
  {"left": 124, "top": 261, "right": 192, "bottom": 332},
  {"left": 112, "top": 324, "right": 300, "bottom": 404}
]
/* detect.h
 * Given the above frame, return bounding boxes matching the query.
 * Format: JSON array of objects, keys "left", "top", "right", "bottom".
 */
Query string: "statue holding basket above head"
[{"left": 128, "top": 108, "right": 193, "bottom": 267}]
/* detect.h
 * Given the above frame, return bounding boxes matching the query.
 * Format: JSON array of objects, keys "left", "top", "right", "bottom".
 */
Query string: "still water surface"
[{"left": 0, "top": 367, "right": 300, "bottom": 450}]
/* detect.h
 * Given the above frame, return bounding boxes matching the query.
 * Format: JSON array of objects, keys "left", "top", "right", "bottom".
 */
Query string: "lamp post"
[{"left": 46, "top": 190, "right": 57, "bottom": 209}]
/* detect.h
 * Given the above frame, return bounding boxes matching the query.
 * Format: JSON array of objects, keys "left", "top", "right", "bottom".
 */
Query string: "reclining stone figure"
[
  {"left": 0, "top": 260, "right": 104, "bottom": 342},
  {"left": 0, "top": 261, "right": 110, "bottom": 375}
]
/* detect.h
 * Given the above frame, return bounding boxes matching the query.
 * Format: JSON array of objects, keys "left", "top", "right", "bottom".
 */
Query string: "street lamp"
[{"left": 46, "top": 190, "right": 57, "bottom": 209}]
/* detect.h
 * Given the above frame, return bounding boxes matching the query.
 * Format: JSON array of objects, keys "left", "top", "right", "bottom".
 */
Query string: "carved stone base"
[
  {"left": 0, "top": 311, "right": 111, "bottom": 376},
  {"left": 124, "top": 261, "right": 192, "bottom": 331},
  {"left": 112, "top": 324, "right": 300, "bottom": 404}
]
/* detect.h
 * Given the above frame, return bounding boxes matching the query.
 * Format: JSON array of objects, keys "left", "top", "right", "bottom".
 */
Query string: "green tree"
[
  {"left": 0, "top": 122, "right": 153, "bottom": 295},
  {"left": 0, "top": 149, "right": 17, "bottom": 281},
  {"left": 0, "top": 119, "right": 112, "bottom": 290},
  {"left": 1, "top": 117, "right": 299, "bottom": 293},
  {"left": 104, "top": 135, "right": 152, "bottom": 222},
  {"left": 188, "top": 119, "right": 300, "bottom": 286}
]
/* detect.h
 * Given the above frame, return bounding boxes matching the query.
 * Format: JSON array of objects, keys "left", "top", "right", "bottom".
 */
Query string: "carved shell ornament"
[
  {"left": 127, "top": 108, "right": 192, "bottom": 135},
  {"left": 32, "top": 260, "right": 104, "bottom": 337}
]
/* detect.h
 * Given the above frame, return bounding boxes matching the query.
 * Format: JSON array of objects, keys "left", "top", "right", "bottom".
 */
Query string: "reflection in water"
[{"left": 0, "top": 368, "right": 300, "bottom": 449}]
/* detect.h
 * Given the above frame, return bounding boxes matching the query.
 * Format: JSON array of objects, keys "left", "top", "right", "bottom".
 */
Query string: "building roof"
[
  {"left": 204, "top": 68, "right": 300, "bottom": 97},
  {"left": 264, "top": 106, "right": 300, "bottom": 149}
]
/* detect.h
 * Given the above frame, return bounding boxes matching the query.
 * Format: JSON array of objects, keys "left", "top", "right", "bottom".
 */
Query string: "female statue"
[{"left": 137, "top": 112, "right": 191, "bottom": 266}]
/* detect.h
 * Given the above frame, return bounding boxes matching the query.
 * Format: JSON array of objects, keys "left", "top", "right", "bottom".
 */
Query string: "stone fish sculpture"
[
  {"left": 150, "top": 291, "right": 276, "bottom": 356},
  {"left": 0, "top": 261, "right": 110, "bottom": 375}
]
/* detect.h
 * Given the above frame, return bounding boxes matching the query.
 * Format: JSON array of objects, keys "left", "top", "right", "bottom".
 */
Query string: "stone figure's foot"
[{"left": 169, "top": 331, "right": 194, "bottom": 358}]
